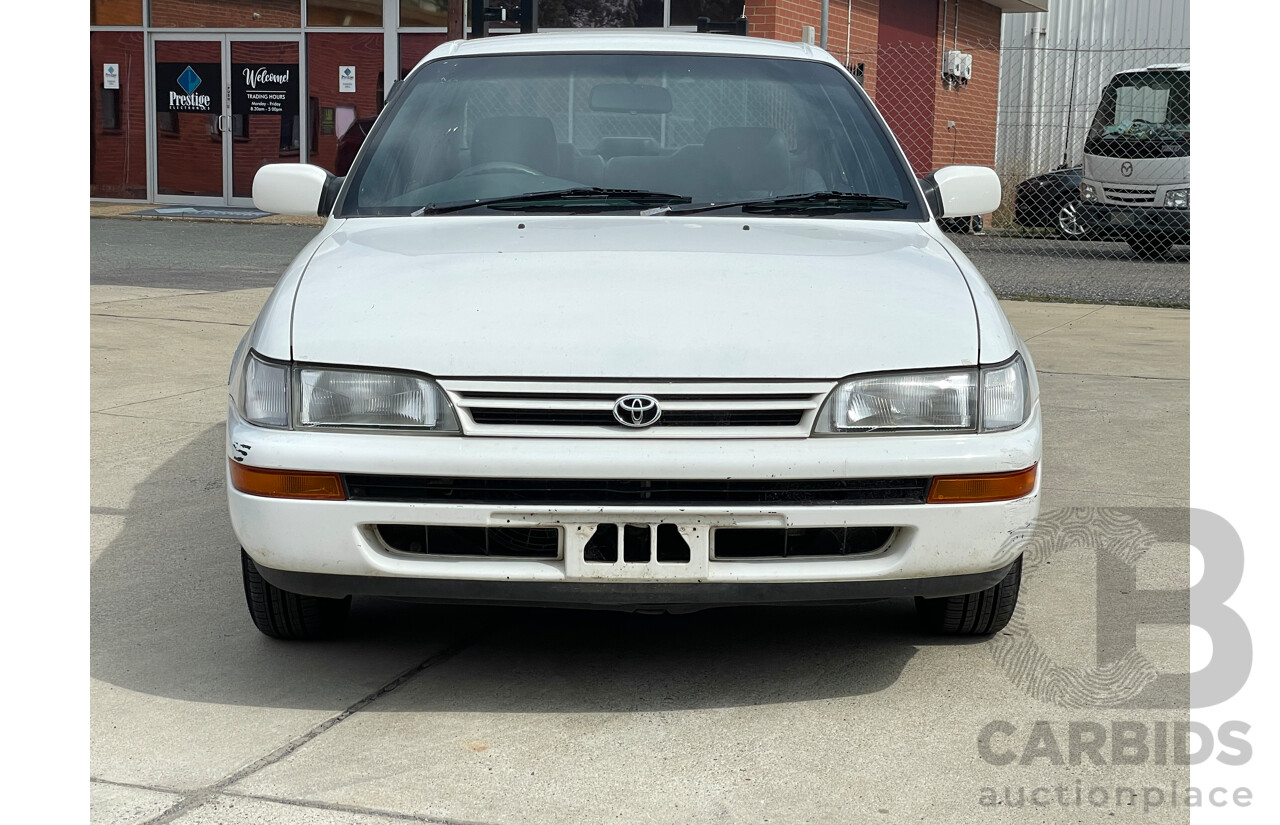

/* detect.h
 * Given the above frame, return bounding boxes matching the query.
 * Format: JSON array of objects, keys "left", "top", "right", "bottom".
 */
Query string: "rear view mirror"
[{"left": 588, "top": 83, "right": 672, "bottom": 114}]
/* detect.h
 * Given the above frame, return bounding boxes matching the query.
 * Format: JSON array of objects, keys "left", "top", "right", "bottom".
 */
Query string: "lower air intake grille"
[
  {"left": 376, "top": 525, "right": 559, "bottom": 558},
  {"left": 714, "top": 526, "right": 895, "bottom": 558},
  {"left": 345, "top": 476, "right": 930, "bottom": 506}
]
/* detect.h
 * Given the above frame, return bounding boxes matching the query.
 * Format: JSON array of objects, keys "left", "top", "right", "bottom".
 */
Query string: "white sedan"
[{"left": 230, "top": 30, "right": 1040, "bottom": 639}]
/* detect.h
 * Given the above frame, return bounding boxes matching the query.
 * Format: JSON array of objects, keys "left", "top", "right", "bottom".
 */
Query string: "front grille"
[
  {"left": 1102, "top": 185, "right": 1157, "bottom": 205},
  {"left": 439, "top": 379, "right": 834, "bottom": 438},
  {"left": 345, "top": 475, "right": 931, "bottom": 506},
  {"left": 470, "top": 408, "right": 804, "bottom": 427}
]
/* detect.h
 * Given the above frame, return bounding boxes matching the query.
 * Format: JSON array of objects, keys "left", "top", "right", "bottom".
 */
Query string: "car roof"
[
  {"left": 1115, "top": 63, "right": 1190, "bottom": 75},
  {"left": 413, "top": 30, "right": 842, "bottom": 73}
]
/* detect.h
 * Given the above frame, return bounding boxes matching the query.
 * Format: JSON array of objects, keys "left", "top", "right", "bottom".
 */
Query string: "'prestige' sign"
[{"left": 155, "top": 63, "right": 220, "bottom": 114}]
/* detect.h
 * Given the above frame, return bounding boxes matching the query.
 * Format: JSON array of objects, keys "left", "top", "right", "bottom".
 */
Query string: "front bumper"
[
  {"left": 227, "top": 402, "right": 1041, "bottom": 603},
  {"left": 1078, "top": 202, "right": 1190, "bottom": 242}
]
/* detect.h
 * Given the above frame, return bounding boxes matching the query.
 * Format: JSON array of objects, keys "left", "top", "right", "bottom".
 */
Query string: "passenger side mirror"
[
  {"left": 253, "top": 164, "right": 339, "bottom": 217},
  {"left": 926, "top": 165, "right": 1001, "bottom": 218}
]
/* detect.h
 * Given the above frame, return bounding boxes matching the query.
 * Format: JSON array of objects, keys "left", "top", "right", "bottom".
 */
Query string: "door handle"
[{"left": 218, "top": 114, "right": 232, "bottom": 132}]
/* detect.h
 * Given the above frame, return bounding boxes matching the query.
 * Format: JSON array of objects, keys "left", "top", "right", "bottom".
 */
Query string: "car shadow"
[{"left": 91, "top": 424, "right": 988, "bottom": 714}]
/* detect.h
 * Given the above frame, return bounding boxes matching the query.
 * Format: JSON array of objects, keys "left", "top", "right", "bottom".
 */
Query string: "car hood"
[{"left": 290, "top": 216, "right": 978, "bottom": 379}]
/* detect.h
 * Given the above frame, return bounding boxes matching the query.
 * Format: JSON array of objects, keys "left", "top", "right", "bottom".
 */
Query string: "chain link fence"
[{"left": 827, "top": 39, "right": 1190, "bottom": 266}]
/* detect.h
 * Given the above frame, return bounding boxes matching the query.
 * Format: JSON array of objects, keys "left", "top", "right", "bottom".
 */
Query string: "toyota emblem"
[
  {"left": 613, "top": 394, "right": 662, "bottom": 428},
  {"left": 1120, "top": 161, "right": 1133, "bottom": 177}
]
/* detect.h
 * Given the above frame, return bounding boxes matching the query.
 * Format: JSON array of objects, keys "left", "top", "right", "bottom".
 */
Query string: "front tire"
[
  {"left": 915, "top": 556, "right": 1021, "bottom": 636},
  {"left": 242, "top": 549, "right": 351, "bottom": 639},
  {"left": 1056, "top": 201, "right": 1086, "bottom": 239}
]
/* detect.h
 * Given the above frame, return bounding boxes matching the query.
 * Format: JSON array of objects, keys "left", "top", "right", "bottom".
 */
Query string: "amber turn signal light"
[
  {"left": 927, "top": 464, "right": 1038, "bottom": 504},
  {"left": 228, "top": 460, "right": 346, "bottom": 500}
]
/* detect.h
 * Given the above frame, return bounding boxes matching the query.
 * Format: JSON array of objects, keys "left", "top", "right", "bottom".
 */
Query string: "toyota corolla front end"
[{"left": 228, "top": 32, "right": 1040, "bottom": 639}]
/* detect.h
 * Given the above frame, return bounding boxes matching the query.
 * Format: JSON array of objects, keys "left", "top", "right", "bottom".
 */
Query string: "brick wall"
[{"left": 930, "top": 0, "right": 1002, "bottom": 173}]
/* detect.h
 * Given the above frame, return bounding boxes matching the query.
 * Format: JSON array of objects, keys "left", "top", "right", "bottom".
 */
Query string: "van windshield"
[
  {"left": 337, "top": 52, "right": 924, "bottom": 219},
  {"left": 1085, "top": 69, "right": 1190, "bottom": 159}
]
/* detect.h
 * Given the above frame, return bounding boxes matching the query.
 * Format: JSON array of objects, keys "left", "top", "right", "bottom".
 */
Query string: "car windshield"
[
  {"left": 1084, "top": 70, "right": 1190, "bottom": 159},
  {"left": 337, "top": 52, "right": 924, "bottom": 219}
]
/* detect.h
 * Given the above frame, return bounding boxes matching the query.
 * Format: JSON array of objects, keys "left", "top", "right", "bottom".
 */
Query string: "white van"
[{"left": 1079, "top": 64, "right": 1189, "bottom": 257}]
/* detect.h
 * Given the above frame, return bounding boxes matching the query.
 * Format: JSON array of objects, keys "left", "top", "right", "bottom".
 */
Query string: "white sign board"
[
  {"left": 104, "top": 64, "right": 120, "bottom": 90},
  {"left": 339, "top": 66, "right": 356, "bottom": 93}
]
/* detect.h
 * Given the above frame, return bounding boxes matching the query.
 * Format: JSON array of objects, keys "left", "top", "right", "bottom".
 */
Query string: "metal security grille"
[{"left": 822, "top": 36, "right": 1190, "bottom": 296}]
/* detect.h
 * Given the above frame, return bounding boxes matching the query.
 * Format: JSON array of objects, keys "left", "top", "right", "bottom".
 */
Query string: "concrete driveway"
[{"left": 91, "top": 278, "right": 1190, "bottom": 824}]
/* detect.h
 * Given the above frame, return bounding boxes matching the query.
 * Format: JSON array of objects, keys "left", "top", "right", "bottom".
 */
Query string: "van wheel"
[
  {"left": 241, "top": 549, "right": 351, "bottom": 639},
  {"left": 915, "top": 556, "right": 1021, "bottom": 636},
  {"left": 1056, "top": 201, "right": 1086, "bottom": 238}
]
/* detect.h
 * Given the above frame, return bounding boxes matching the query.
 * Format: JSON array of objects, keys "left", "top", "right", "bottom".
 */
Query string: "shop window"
[
  {"left": 307, "top": 0, "right": 382, "bottom": 26},
  {"left": 532, "top": 0, "right": 664, "bottom": 28},
  {"left": 400, "top": 0, "right": 449, "bottom": 27},
  {"left": 150, "top": 0, "right": 301, "bottom": 28},
  {"left": 669, "top": 0, "right": 738, "bottom": 27},
  {"left": 101, "top": 88, "right": 121, "bottom": 130},
  {"left": 91, "top": 0, "right": 143, "bottom": 26}
]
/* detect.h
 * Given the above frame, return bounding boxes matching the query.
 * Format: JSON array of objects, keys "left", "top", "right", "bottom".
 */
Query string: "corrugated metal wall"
[{"left": 995, "top": 0, "right": 1190, "bottom": 178}]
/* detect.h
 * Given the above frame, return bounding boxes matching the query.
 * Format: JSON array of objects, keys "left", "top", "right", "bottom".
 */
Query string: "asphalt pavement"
[{"left": 90, "top": 210, "right": 1192, "bottom": 824}]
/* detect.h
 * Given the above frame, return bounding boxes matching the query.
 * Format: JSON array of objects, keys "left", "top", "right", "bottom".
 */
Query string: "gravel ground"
[{"left": 949, "top": 232, "right": 1190, "bottom": 308}]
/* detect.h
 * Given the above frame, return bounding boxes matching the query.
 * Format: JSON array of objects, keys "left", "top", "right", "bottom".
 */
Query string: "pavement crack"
[
  {"left": 138, "top": 633, "right": 487, "bottom": 825},
  {"left": 1019, "top": 305, "right": 1105, "bottom": 341},
  {"left": 93, "top": 385, "right": 228, "bottom": 415},
  {"left": 91, "top": 311, "right": 251, "bottom": 327},
  {"left": 217, "top": 789, "right": 505, "bottom": 824},
  {"left": 91, "top": 777, "right": 184, "bottom": 795},
  {"left": 91, "top": 290, "right": 219, "bottom": 306},
  {"left": 1036, "top": 369, "right": 1188, "bottom": 381}
]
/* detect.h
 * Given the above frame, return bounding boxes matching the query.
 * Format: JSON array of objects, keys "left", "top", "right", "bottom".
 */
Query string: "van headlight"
[
  {"left": 1081, "top": 183, "right": 1098, "bottom": 202},
  {"left": 1163, "top": 188, "right": 1189, "bottom": 208},
  {"left": 815, "top": 355, "right": 1030, "bottom": 434},
  {"left": 240, "top": 351, "right": 460, "bottom": 431}
]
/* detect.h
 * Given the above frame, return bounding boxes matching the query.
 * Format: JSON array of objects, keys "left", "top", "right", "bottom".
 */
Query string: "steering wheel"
[{"left": 453, "top": 162, "right": 543, "bottom": 178}]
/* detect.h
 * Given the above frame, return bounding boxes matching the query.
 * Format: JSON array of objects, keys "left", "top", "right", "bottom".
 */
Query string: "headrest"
[
  {"left": 702, "top": 127, "right": 791, "bottom": 194},
  {"left": 595, "top": 137, "right": 661, "bottom": 161},
  {"left": 470, "top": 116, "right": 559, "bottom": 175}
]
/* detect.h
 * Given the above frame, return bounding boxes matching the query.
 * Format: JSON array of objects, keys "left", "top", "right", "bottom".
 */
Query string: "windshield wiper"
[
  {"left": 413, "top": 188, "right": 691, "bottom": 215},
  {"left": 660, "top": 191, "right": 910, "bottom": 216}
]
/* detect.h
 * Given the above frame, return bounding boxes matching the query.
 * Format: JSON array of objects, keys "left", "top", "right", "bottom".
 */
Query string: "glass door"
[
  {"left": 229, "top": 38, "right": 301, "bottom": 205},
  {"left": 152, "top": 36, "right": 225, "bottom": 203},
  {"left": 151, "top": 34, "right": 302, "bottom": 206}
]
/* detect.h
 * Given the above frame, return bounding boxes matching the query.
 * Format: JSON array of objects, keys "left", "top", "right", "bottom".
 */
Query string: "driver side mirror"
[{"left": 253, "top": 163, "right": 342, "bottom": 217}]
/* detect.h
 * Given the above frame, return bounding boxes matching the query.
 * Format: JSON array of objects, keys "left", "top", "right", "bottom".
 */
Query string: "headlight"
[
  {"left": 1080, "top": 183, "right": 1097, "bottom": 202},
  {"left": 816, "top": 368, "right": 977, "bottom": 433},
  {"left": 239, "top": 351, "right": 459, "bottom": 431},
  {"left": 980, "top": 355, "right": 1031, "bottom": 432},
  {"left": 243, "top": 351, "right": 290, "bottom": 428},
  {"left": 1163, "top": 188, "right": 1189, "bottom": 208},
  {"left": 815, "top": 355, "right": 1031, "bottom": 434},
  {"left": 298, "top": 367, "right": 458, "bottom": 430}
]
